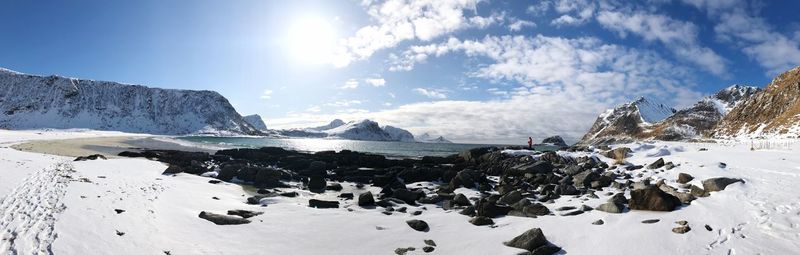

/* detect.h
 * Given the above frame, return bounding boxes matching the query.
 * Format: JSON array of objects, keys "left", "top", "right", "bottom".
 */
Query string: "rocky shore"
[{"left": 115, "top": 144, "right": 744, "bottom": 254}]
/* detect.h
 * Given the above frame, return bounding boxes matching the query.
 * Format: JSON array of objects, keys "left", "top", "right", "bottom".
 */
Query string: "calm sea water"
[{"left": 176, "top": 137, "right": 553, "bottom": 158}]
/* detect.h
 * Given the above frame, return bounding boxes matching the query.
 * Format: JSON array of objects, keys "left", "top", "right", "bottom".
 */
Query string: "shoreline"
[{"left": 11, "top": 136, "right": 216, "bottom": 158}]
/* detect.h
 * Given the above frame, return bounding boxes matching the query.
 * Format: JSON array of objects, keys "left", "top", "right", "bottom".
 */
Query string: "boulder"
[
  {"left": 702, "top": 177, "right": 744, "bottom": 192},
  {"left": 647, "top": 158, "right": 665, "bottom": 169},
  {"left": 572, "top": 170, "right": 599, "bottom": 188},
  {"left": 74, "top": 154, "right": 107, "bottom": 161},
  {"left": 508, "top": 161, "right": 554, "bottom": 176},
  {"left": 677, "top": 173, "right": 694, "bottom": 184},
  {"left": 198, "top": 211, "right": 250, "bottom": 225},
  {"left": 504, "top": 228, "right": 548, "bottom": 252},
  {"left": 595, "top": 202, "right": 625, "bottom": 213},
  {"left": 308, "top": 199, "right": 340, "bottom": 209},
  {"left": 406, "top": 219, "right": 429, "bottom": 232},
  {"left": 308, "top": 176, "right": 326, "bottom": 192},
  {"left": 476, "top": 198, "right": 512, "bottom": 218},
  {"left": 469, "top": 216, "right": 494, "bottom": 226},
  {"left": 358, "top": 192, "right": 375, "bottom": 206},
  {"left": 629, "top": 186, "right": 681, "bottom": 211},
  {"left": 392, "top": 189, "right": 424, "bottom": 204},
  {"left": 498, "top": 190, "right": 523, "bottom": 205},
  {"left": 608, "top": 193, "right": 628, "bottom": 205},
  {"left": 672, "top": 226, "right": 691, "bottom": 234},
  {"left": 453, "top": 193, "right": 472, "bottom": 206}
]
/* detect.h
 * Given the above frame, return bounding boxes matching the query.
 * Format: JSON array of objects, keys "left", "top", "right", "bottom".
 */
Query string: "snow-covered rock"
[
  {"left": 416, "top": 133, "right": 453, "bottom": 143},
  {"left": 0, "top": 68, "right": 260, "bottom": 135},
  {"left": 383, "top": 125, "right": 415, "bottom": 142},
  {"left": 242, "top": 114, "right": 267, "bottom": 131},
  {"left": 309, "top": 119, "right": 346, "bottom": 131}
]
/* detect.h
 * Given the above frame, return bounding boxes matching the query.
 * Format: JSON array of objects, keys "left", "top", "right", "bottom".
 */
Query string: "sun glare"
[{"left": 286, "top": 16, "right": 339, "bottom": 65}]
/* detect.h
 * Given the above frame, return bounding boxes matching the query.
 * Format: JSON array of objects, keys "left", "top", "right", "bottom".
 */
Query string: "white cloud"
[
  {"left": 526, "top": 1, "right": 551, "bottom": 16},
  {"left": 326, "top": 100, "right": 363, "bottom": 107},
  {"left": 550, "top": 0, "right": 595, "bottom": 26},
  {"left": 595, "top": 10, "right": 728, "bottom": 76},
  {"left": 508, "top": 19, "right": 536, "bottom": 32},
  {"left": 413, "top": 88, "right": 448, "bottom": 99},
  {"left": 333, "top": 0, "right": 502, "bottom": 67},
  {"left": 340, "top": 79, "right": 359, "bottom": 89},
  {"left": 260, "top": 90, "right": 273, "bottom": 100},
  {"left": 364, "top": 78, "right": 386, "bottom": 87},
  {"left": 388, "top": 92, "right": 396, "bottom": 98},
  {"left": 306, "top": 105, "right": 321, "bottom": 112}
]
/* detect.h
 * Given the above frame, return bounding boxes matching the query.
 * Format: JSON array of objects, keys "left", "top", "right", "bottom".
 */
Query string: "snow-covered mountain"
[
  {"left": 642, "top": 85, "right": 760, "bottom": 141},
  {"left": 715, "top": 66, "right": 800, "bottom": 139},
  {"left": 578, "top": 96, "right": 676, "bottom": 145},
  {"left": 278, "top": 119, "right": 419, "bottom": 142},
  {"left": 243, "top": 114, "right": 268, "bottom": 131},
  {"left": 416, "top": 133, "right": 453, "bottom": 143},
  {"left": 0, "top": 68, "right": 260, "bottom": 135}
]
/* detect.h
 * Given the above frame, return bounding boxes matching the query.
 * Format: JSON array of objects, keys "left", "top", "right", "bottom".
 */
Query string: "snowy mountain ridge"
[
  {"left": 242, "top": 114, "right": 268, "bottom": 131},
  {"left": 277, "top": 119, "right": 451, "bottom": 143},
  {"left": 0, "top": 68, "right": 260, "bottom": 135}
]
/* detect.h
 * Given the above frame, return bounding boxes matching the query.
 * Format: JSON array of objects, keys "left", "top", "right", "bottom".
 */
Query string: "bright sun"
[{"left": 286, "top": 17, "right": 339, "bottom": 65}]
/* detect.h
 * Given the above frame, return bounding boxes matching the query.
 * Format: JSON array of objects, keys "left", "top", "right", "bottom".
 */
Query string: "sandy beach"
[{"left": 11, "top": 135, "right": 216, "bottom": 158}]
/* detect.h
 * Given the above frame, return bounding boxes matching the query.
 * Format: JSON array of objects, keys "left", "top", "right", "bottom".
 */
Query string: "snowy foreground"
[{"left": 0, "top": 130, "right": 799, "bottom": 254}]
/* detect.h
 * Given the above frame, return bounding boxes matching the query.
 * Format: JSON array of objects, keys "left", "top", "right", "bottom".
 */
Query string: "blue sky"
[{"left": 1, "top": 0, "right": 799, "bottom": 144}]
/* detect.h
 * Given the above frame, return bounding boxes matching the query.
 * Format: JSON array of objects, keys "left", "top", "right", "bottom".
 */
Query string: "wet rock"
[
  {"left": 469, "top": 216, "right": 495, "bottom": 226},
  {"left": 198, "top": 211, "right": 251, "bottom": 225},
  {"left": 504, "top": 228, "right": 548, "bottom": 252},
  {"left": 702, "top": 177, "right": 744, "bottom": 192},
  {"left": 406, "top": 219, "right": 429, "bottom": 232},
  {"left": 629, "top": 186, "right": 681, "bottom": 211},
  {"left": 227, "top": 209, "right": 264, "bottom": 218},
  {"left": 308, "top": 199, "right": 340, "bottom": 209},
  {"left": 358, "top": 192, "right": 375, "bottom": 206},
  {"left": 677, "top": 173, "right": 694, "bottom": 184}
]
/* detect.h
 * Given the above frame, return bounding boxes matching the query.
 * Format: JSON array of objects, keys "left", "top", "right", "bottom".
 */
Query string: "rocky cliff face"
[
  {"left": 715, "top": 66, "right": 800, "bottom": 138},
  {"left": 0, "top": 68, "right": 260, "bottom": 135},
  {"left": 243, "top": 114, "right": 268, "bottom": 131},
  {"left": 578, "top": 97, "right": 676, "bottom": 145}
]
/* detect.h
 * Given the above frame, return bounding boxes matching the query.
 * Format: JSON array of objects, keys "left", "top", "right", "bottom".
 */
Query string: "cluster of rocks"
[{"left": 119, "top": 145, "right": 745, "bottom": 254}]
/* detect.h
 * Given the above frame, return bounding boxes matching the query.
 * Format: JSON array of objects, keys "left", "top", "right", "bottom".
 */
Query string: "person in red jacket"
[{"left": 528, "top": 137, "right": 533, "bottom": 149}]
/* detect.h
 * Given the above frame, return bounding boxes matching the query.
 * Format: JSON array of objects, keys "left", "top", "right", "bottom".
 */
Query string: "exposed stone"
[
  {"left": 629, "top": 186, "right": 681, "bottom": 211},
  {"left": 702, "top": 177, "right": 744, "bottom": 192},
  {"left": 308, "top": 199, "right": 340, "bottom": 209},
  {"left": 469, "top": 216, "right": 495, "bottom": 226},
  {"left": 198, "top": 211, "right": 251, "bottom": 225},
  {"left": 647, "top": 158, "right": 665, "bottom": 169},
  {"left": 226, "top": 209, "right": 263, "bottom": 218},
  {"left": 672, "top": 226, "right": 691, "bottom": 234},
  {"left": 406, "top": 219, "right": 429, "bottom": 232},
  {"left": 596, "top": 202, "right": 625, "bottom": 213},
  {"left": 592, "top": 219, "right": 605, "bottom": 225},
  {"left": 641, "top": 219, "right": 660, "bottom": 224},
  {"left": 677, "top": 173, "right": 694, "bottom": 184},
  {"left": 504, "top": 228, "right": 549, "bottom": 252}
]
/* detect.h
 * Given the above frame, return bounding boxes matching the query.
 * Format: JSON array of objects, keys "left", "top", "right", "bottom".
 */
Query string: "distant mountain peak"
[{"left": 243, "top": 114, "right": 268, "bottom": 131}]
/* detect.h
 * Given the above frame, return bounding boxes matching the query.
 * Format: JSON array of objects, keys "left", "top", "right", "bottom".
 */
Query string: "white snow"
[
  {"left": 633, "top": 97, "right": 675, "bottom": 124},
  {"left": 1, "top": 130, "right": 799, "bottom": 254}
]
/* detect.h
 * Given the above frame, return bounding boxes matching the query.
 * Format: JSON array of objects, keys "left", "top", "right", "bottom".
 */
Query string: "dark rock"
[
  {"left": 523, "top": 203, "right": 551, "bottom": 216},
  {"left": 114, "top": 209, "right": 125, "bottom": 214},
  {"left": 325, "top": 183, "right": 343, "bottom": 191},
  {"left": 647, "top": 158, "right": 665, "bottom": 169},
  {"left": 74, "top": 154, "right": 107, "bottom": 161},
  {"left": 705, "top": 225, "right": 712, "bottom": 231},
  {"left": 246, "top": 196, "right": 266, "bottom": 205},
  {"left": 162, "top": 165, "right": 184, "bottom": 174},
  {"left": 572, "top": 170, "right": 599, "bottom": 188},
  {"left": 280, "top": 191, "right": 298, "bottom": 197},
  {"left": 592, "top": 219, "right": 604, "bottom": 225},
  {"left": 227, "top": 209, "right": 264, "bottom": 218},
  {"left": 453, "top": 193, "right": 472, "bottom": 206},
  {"left": 672, "top": 226, "right": 691, "bottom": 234},
  {"left": 198, "top": 211, "right": 251, "bottom": 225},
  {"left": 560, "top": 210, "right": 584, "bottom": 216},
  {"left": 406, "top": 219, "right": 429, "bottom": 232},
  {"left": 339, "top": 193, "right": 354, "bottom": 199},
  {"left": 424, "top": 239, "right": 436, "bottom": 246},
  {"left": 469, "top": 216, "right": 494, "bottom": 226},
  {"left": 308, "top": 199, "right": 340, "bottom": 209},
  {"left": 677, "top": 173, "right": 694, "bottom": 184},
  {"left": 609, "top": 193, "right": 628, "bottom": 205},
  {"left": 504, "top": 228, "right": 548, "bottom": 252},
  {"left": 422, "top": 246, "right": 435, "bottom": 253},
  {"left": 308, "top": 176, "right": 326, "bottom": 192},
  {"left": 702, "top": 177, "right": 744, "bottom": 192},
  {"left": 531, "top": 245, "right": 562, "bottom": 255},
  {"left": 541, "top": 136, "right": 568, "bottom": 147},
  {"left": 476, "top": 198, "right": 512, "bottom": 218},
  {"left": 555, "top": 206, "right": 576, "bottom": 211},
  {"left": 499, "top": 190, "right": 523, "bottom": 205},
  {"left": 459, "top": 206, "right": 476, "bottom": 216},
  {"left": 392, "top": 189, "right": 424, "bottom": 204},
  {"left": 641, "top": 219, "right": 660, "bottom": 224},
  {"left": 509, "top": 161, "right": 554, "bottom": 176},
  {"left": 394, "top": 247, "right": 415, "bottom": 255},
  {"left": 629, "top": 186, "right": 681, "bottom": 211}
]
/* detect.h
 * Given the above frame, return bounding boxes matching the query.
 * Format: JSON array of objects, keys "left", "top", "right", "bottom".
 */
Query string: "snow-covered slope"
[
  {"left": 578, "top": 97, "right": 676, "bottom": 145},
  {"left": 642, "top": 85, "right": 760, "bottom": 141},
  {"left": 0, "top": 68, "right": 260, "bottom": 135},
  {"left": 242, "top": 114, "right": 267, "bottom": 131},
  {"left": 278, "top": 119, "right": 419, "bottom": 142},
  {"left": 417, "top": 133, "right": 453, "bottom": 143}
]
